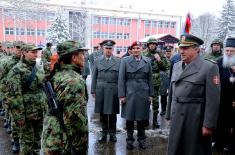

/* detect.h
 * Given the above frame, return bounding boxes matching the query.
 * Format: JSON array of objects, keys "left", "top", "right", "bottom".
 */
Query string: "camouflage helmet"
[
  {"left": 57, "top": 40, "right": 89, "bottom": 57},
  {"left": 147, "top": 38, "right": 158, "bottom": 46},
  {"left": 13, "top": 41, "right": 25, "bottom": 48},
  {"left": 21, "top": 43, "right": 42, "bottom": 51},
  {"left": 211, "top": 39, "right": 223, "bottom": 48}
]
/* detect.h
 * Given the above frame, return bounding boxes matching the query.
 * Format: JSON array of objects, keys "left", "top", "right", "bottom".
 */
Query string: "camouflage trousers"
[
  {"left": 20, "top": 119, "right": 43, "bottom": 155},
  {"left": 42, "top": 115, "right": 88, "bottom": 155},
  {"left": 11, "top": 113, "right": 20, "bottom": 139},
  {"left": 152, "top": 86, "right": 159, "bottom": 116}
]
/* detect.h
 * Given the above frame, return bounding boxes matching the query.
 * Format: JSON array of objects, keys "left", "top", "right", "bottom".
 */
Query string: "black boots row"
[
  {"left": 126, "top": 130, "right": 147, "bottom": 150},
  {"left": 98, "top": 133, "right": 117, "bottom": 143}
]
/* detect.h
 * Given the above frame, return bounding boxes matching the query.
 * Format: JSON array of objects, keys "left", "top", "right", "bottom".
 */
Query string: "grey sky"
[{"left": 52, "top": 0, "right": 226, "bottom": 17}]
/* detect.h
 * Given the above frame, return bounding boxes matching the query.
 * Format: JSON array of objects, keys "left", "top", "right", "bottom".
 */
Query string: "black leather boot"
[
  {"left": 138, "top": 130, "right": 147, "bottom": 149},
  {"left": 98, "top": 133, "right": 107, "bottom": 143},
  {"left": 153, "top": 114, "right": 160, "bottom": 129},
  {"left": 12, "top": 138, "right": 20, "bottom": 153},
  {"left": 126, "top": 130, "right": 134, "bottom": 150}
]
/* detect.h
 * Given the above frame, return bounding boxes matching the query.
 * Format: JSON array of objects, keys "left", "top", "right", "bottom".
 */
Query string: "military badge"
[
  {"left": 213, "top": 75, "right": 220, "bottom": 85},
  {"left": 181, "top": 36, "right": 186, "bottom": 42}
]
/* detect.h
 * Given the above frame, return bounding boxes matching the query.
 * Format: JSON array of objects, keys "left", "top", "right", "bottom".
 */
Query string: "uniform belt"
[
  {"left": 97, "top": 79, "right": 118, "bottom": 83},
  {"left": 173, "top": 96, "right": 204, "bottom": 103},
  {"left": 126, "top": 74, "right": 148, "bottom": 79}
]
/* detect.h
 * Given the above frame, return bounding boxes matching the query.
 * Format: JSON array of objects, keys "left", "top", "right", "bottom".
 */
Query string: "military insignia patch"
[{"left": 213, "top": 75, "right": 220, "bottom": 85}]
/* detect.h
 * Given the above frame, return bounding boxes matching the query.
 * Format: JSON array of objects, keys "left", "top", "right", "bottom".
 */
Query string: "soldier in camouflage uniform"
[
  {"left": 42, "top": 42, "right": 53, "bottom": 63},
  {"left": 6, "top": 43, "right": 46, "bottom": 154},
  {"left": 89, "top": 42, "right": 104, "bottom": 72},
  {"left": 41, "top": 40, "right": 88, "bottom": 155},
  {"left": 0, "top": 42, "right": 6, "bottom": 57},
  {"left": 204, "top": 39, "right": 223, "bottom": 62},
  {"left": 142, "top": 38, "right": 168, "bottom": 128},
  {"left": 0, "top": 41, "right": 24, "bottom": 153}
]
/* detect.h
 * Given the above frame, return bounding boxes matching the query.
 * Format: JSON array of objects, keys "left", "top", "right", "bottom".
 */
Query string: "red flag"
[{"left": 184, "top": 13, "right": 191, "bottom": 34}]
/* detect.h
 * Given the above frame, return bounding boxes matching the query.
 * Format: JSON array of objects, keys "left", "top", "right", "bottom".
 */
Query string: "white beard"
[{"left": 223, "top": 53, "right": 235, "bottom": 68}]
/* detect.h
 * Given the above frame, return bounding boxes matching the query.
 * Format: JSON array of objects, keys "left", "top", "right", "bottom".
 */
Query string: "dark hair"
[{"left": 46, "top": 42, "right": 52, "bottom": 47}]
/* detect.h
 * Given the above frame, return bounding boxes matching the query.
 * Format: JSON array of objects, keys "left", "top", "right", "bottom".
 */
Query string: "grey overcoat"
[
  {"left": 166, "top": 56, "right": 220, "bottom": 155},
  {"left": 118, "top": 55, "right": 154, "bottom": 121},
  {"left": 91, "top": 55, "right": 120, "bottom": 114}
]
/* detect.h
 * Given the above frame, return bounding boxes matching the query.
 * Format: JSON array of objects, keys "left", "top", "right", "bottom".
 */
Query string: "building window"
[
  {"left": 4, "top": 9, "right": 14, "bottom": 17},
  {"left": 109, "top": 33, "right": 116, "bottom": 39},
  {"left": 123, "top": 33, "right": 130, "bottom": 39},
  {"left": 145, "top": 20, "right": 151, "bottom": 27},
  {"left": 164, "top": 21, "right": 170, "bottom": 28},
  {"left": 37, "top": 29, "right": 45, "bottom": 36},
  {"left": 101, "top": 17, "right": 108, "bottom": 24},
  {"left": 152, "top": 21, "right": 158, "bottom": 28},
  {"left": 5, "top": 28, "right": 14, "bottom": 35},
  {"left": 16, "top": 28, "right": 20, "bottom": 35},
  {"left": 37, "top": 12, "right": 46, "bottom": 20},
  {"left": 109, "top": 18, "right": 116, "bottom": 25},
  {"left": 21, "top": 28, "right": 25, "bottom": 35},
  {"left": 100, "top": 32, "right": 108, "bottom": 39},
  {"left": 27, "top": 29, "right": 35, "bottom": 36},
  {"left": 171, "top": 22, "right": 176, "bottom": 28},
  {"left": 158, "top": 21, "right": 163, "bottom": 28},
  {"left": 145, "top": 34, "right": 150, "bottom": 37},
  {"left": 94, "top": 16, "right": 100, "bottom": 24},
  {"left": 47, "top": 12, "right": 55, "bottom": 21},
  {"left": 116, "top": 33, "right": 123, "bottom": 39},
  {"left": 123, "top": 19, "right": 130, "bottom": 26},
  {"left": 93, "top": 32, "right": 100, "bottom": 38},
  {"left": 116, "top": 46, "right": 122, "bottom": 52}
]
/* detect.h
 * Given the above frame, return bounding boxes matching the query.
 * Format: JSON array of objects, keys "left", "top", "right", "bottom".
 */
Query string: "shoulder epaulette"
[{"left": 204, "top": 58, "right": 217, "bottom": 64}]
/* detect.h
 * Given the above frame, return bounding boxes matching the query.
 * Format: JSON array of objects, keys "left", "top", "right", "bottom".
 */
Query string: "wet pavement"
[{"left": 0, "top": 75, "right": 234, "bottom": 155}]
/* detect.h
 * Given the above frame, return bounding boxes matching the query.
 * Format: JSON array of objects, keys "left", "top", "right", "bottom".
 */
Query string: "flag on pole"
[{"left": 184, "top": 13, "right": 192, "bottom": 34}]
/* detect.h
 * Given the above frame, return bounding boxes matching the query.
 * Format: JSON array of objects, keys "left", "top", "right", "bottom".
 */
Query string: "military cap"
[
  {"left": 130, "top": 41, "right": 142, "bottom": 49},
  {"left": 178, "top": 34, "right": 204, "bottom": 47},
  {"left": 211, "top": 39, "right": 223, "bottom": 48},
  {"left": 5, "top": 42, "right": 14, "bottom": 48},
  {"left": 164, "top": 46, "right": 173, "bottom": 52},
  {"left": 225, "top": 37, "right": 235, "bottom": 48},
  {"left": 99, "top": 40, "right": 105, "bottom": 46},
  {"left": 57, "top": 40, "right": 89, "bottom": 57},
  {"left": 147, "top": 38, "right": 158, "bottom": 45},
  {"left": 21, "top": 43, "right": 42, "bottom": 51},
  {"left": 46, "top": 42, "right": 53, "bottom": 47},
  {"left": 102, "top": 40, "right": 116, "bottom": 48},
  {"left": 14, "top": 41, "right": 24, "bottom": 48}
]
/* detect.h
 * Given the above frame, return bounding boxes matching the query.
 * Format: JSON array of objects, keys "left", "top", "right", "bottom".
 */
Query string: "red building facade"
[{"left": 0, "top": 4, "right": 182, "bottom": 52}]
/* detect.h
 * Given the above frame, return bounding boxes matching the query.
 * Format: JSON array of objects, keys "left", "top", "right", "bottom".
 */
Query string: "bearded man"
[{"left": 214, "top": 37, "right": 235, "bottom": 153}]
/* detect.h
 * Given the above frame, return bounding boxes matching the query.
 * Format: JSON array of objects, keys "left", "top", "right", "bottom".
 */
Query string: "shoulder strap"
[{"left": 23, "top": 65, "right": 37, "bottom": 89}]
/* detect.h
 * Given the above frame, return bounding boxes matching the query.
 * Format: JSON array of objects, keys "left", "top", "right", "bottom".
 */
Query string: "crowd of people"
[{"left": 0, "top": 33, "right": 234, "bottom": 155}]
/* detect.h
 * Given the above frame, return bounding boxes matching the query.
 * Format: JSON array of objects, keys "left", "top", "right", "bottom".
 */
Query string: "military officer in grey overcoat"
[
  {"left": 91, "top": 40, "right": 120, "bottom": 143},
  {"left": 166, "top": 34, "right": 221, "bottom": 155},
  {"left": 118, "top": 41, "right": 154, "bottom": 150},
  {"left": 89, "top": 42, "right": 104, "bottom": 72}
]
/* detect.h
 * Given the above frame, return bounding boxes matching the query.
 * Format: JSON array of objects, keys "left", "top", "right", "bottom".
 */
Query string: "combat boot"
[
  {"left": 109, "top": 133, "right": 117, "bottom": 142},
  {"left": 126, "top": 130, "right": 134, "bottom": 150},
  {"left": 137, "top": 130, "right": 147, "bottom": 149},
  {"left": 152, "top": 114, "right": 160, "bottom": 129},
  {"left": 12, "top": 138, "right": 20, "bottom": 153},
  {"left": 0, "top": 109, "right": 5, "bottom": 116},
  {"left": 3, "top": 121, "right": 8, "bottom": 128},
  {"left": 98, "top": 133, "right": 107, "bottom": 143},
  {"left": 7, "top": 126, "right": 12, "bottom": 134}
]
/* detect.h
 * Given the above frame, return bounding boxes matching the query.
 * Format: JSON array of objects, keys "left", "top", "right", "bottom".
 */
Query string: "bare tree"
[{"left": 191, "top": 13, "right": 218, "bottom": 52}]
